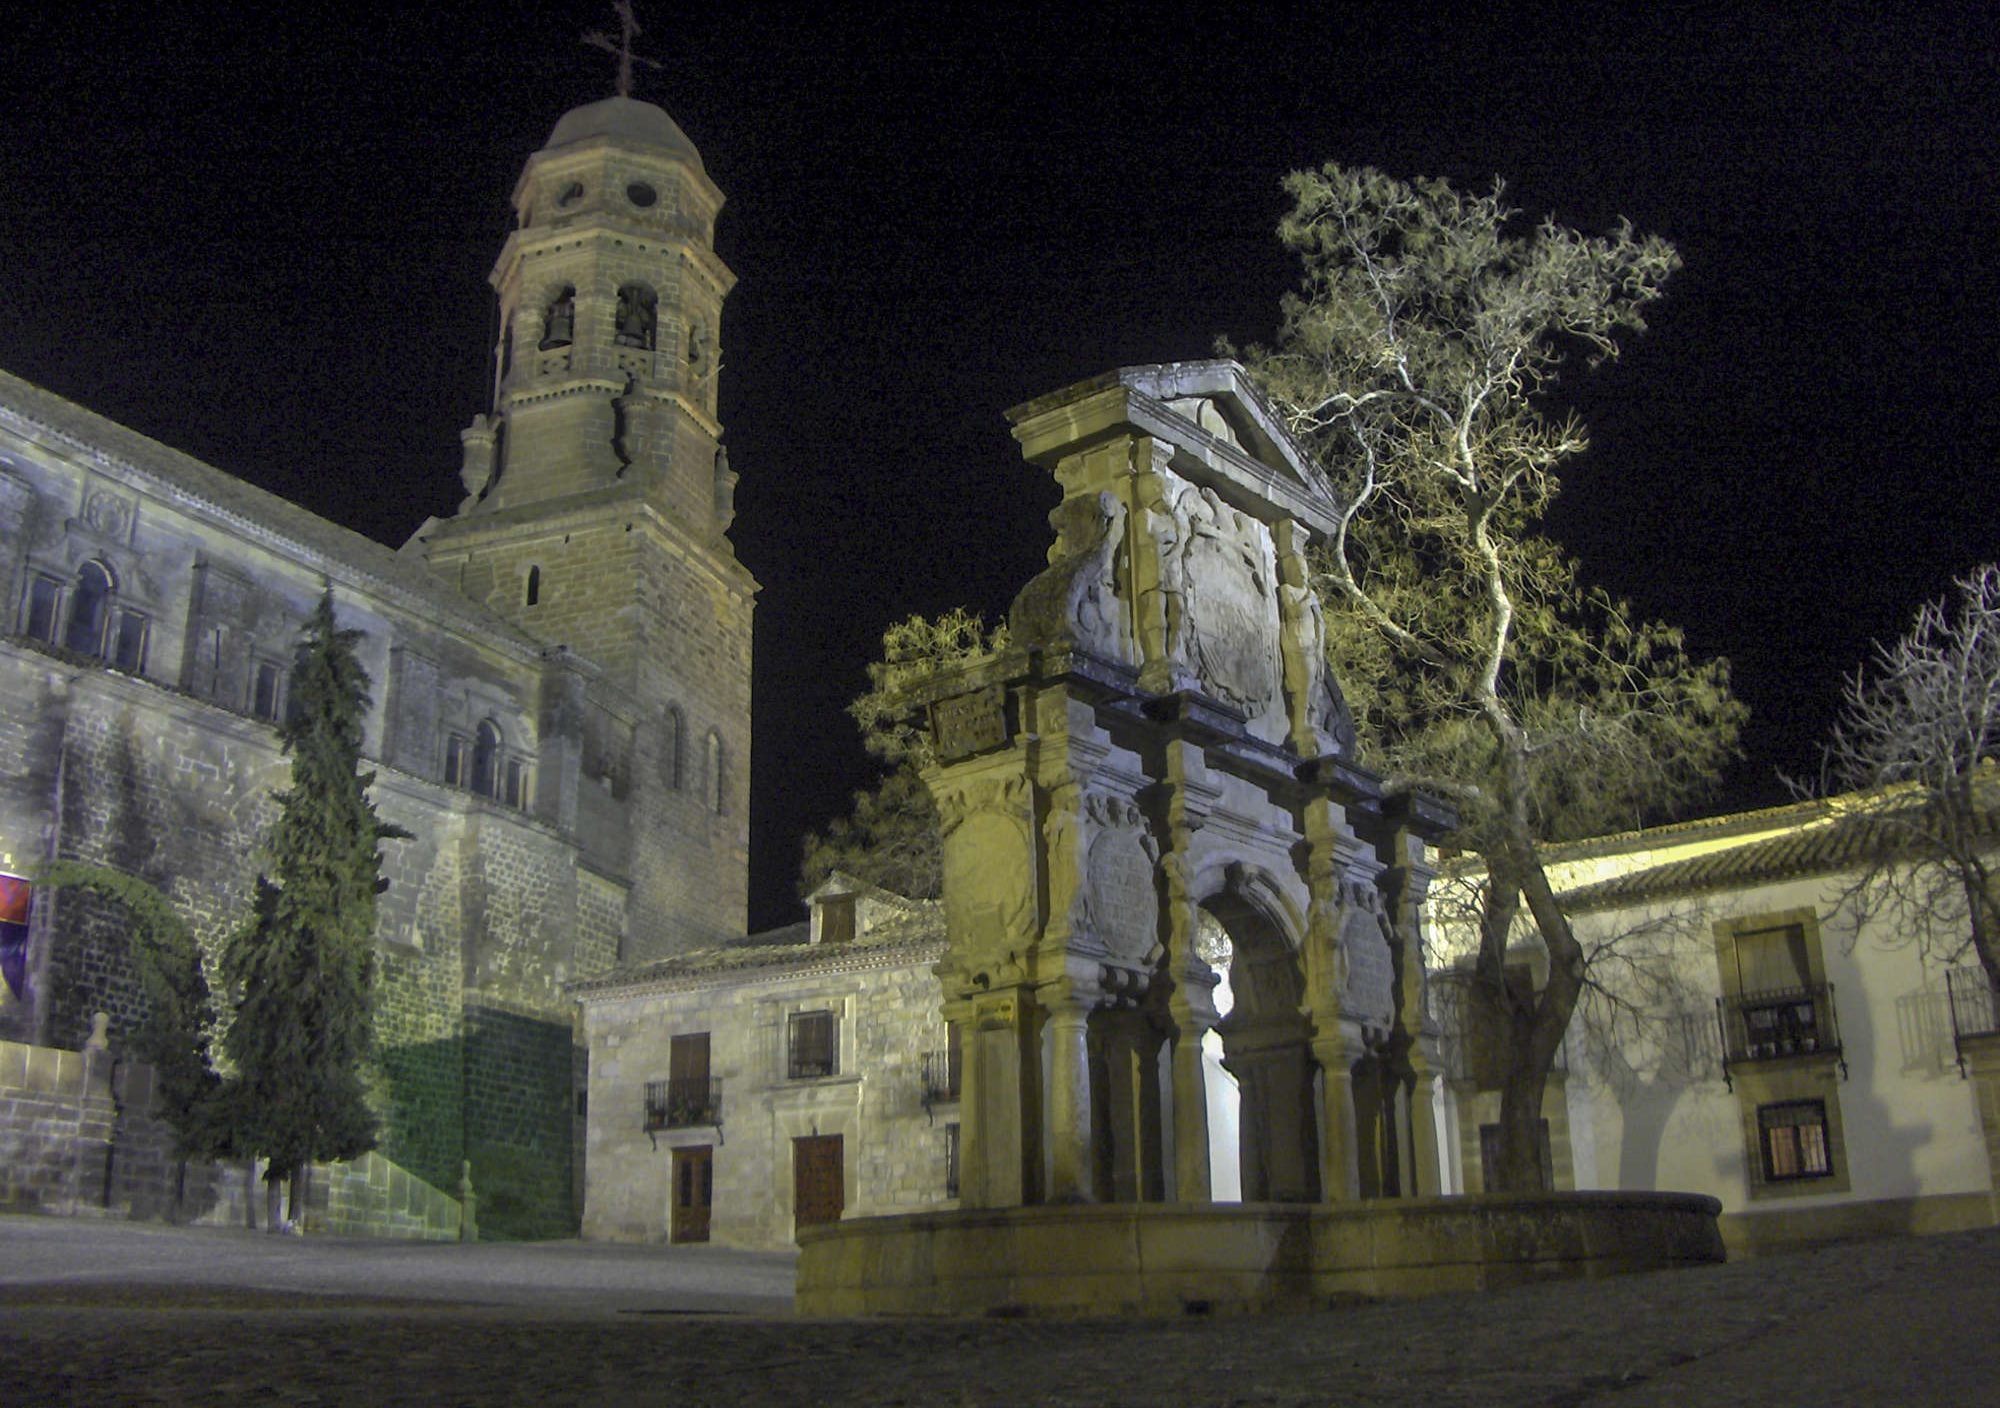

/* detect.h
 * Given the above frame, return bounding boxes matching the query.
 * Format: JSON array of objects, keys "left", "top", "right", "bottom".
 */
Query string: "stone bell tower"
[{"left": 416, "top": 85, "right": 753, "bottom": 957}]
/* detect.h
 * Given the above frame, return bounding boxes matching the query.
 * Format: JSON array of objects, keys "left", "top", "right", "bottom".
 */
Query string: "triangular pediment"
[{"left": 1006, "top": 359, "right": 1342, "bottom": 535}]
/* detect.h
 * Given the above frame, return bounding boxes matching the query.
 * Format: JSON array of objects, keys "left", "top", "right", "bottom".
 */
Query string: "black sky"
[{"left": 5, "top": 3, "right": 1998, "bottom": 933}]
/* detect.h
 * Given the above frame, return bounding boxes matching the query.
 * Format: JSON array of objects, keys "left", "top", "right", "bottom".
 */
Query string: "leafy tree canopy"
[
  {"left": 1239, "top": 164, "right": 1742, "bottom": 1189},
  {"left": 799, "top": 609, "right": 1008, "bottom": 902}
]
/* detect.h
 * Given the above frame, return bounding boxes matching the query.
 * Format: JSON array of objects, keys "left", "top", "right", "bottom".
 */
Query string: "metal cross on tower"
[{"left": 583, "top": 0, "right": 662, "bottom": 100}]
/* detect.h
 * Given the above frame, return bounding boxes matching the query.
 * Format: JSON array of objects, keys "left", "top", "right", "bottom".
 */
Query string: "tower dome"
[{"left": 543, "top": 95, "right": 703, "bottom": 172}]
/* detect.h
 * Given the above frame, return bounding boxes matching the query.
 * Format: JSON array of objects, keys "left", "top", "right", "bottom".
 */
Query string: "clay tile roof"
[
  {"left": 1560, "top": 803, "right": 2000, "bottom": 913},
  {"left": 570, "top": 902, "right": 946, "bottom": 996}
]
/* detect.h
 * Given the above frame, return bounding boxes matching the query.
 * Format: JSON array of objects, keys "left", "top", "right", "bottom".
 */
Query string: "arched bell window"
[
  {"left": 472, "top": 719, "right": 503, "bottom": 798},
  {"left": 64, "top": 561, "right": 113, "bottom": 656},
  {"left": 615, "top": 284, "right": 657, "bottom": 351},
  {"left": 540, "top": 286, "right": 576, "bottom": 350}
]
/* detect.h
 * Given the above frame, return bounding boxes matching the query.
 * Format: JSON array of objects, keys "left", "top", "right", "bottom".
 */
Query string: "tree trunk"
[
  {"left": 289, "top": 1163, "right": 311, "bottom": 1232},
  {"left": 264, "top": 1169, "right": 283, "bottom": 1232},
  {"left": 1480, "top": 735, "right": 1588, "bottom": 1195},
  {"left": 1963, "top": 865, "right": 2000, "bottom": 995}
]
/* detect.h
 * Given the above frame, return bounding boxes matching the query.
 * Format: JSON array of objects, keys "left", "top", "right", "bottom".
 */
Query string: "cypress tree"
[{"left": 219, "top": 589, "right": 405, "bottom": 1227}]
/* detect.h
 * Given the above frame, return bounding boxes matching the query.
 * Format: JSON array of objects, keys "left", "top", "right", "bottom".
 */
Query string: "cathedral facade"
[{"left": 0, "top": 95, "right": 750, "bottom": 1238}]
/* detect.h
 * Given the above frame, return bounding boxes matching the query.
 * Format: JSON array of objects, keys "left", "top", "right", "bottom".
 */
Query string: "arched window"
[
  {"left": 525, "top": 565, "right": 541, "bottom": 607},
  {"left": 705, "top": 729, "right": 724, "bottom": 814},
  {"left": 64, "top": 561, "right": 113, "bottom": 656},
  {"left": 615, "top": 284, "right": 657, "bottom": 350},
  {"left": 540, "top": 287, "right": 575, "bottom": 350},
  {"left": 660, "top": 706, "right": 683, "bottom": 789},
  {"left": 472, "top": 720, "right": 503, "bottom": 798}
]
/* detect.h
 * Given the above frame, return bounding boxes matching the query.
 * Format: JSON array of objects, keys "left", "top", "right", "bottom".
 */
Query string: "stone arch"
[
  {"left": 615, "top": 284, "right": 658, "bottom": 351},
  {"left": 471, "top": 718, "right": 503, "bottom": 798},
  {"left": 64, "top": 559, "right": 115, "bottom": 656},
  {"left": 538, "top": 285, "right": 576, "bottom": 349},
  {"left": 1201, "top": 877, "right": 1321, "bottom": 1204}
]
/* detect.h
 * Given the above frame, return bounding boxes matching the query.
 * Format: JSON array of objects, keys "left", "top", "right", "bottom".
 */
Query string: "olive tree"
[
  {"left": 799, "top": 609, "right": 1007, "bottom": 901},
  {"left": 1240, "top": 165, "right": 1743, "bottom": 1190}
]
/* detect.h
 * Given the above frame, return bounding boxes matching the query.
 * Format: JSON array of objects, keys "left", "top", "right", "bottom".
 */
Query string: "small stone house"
[
  {"left": 1427, "top": 789, "right": 2000, "bottom": 1251},
  {"left": 573, "top": 877, "right": 961, "bottom": 1248}
]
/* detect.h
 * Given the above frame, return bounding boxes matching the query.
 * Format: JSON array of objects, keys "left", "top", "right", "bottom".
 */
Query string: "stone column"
[
  {"left": 1312, "top": 1025, "right": 1364, "bottom": 1202},
  {"left": 1101, "top": 1008, "right": 1166, "bottom": 1203},
  {"left": 1381, "top": 797, "right": 1451, "bottom": 1198},
  {"left": 1297, "top": 791, "right": 1368, "bottom": 1202},
  {"left": 961, "top": 988, "right": 1032, "bottom": 1208},
  {"left": 1042, "top": 985, "right": 1098, "bottom": 1203}
]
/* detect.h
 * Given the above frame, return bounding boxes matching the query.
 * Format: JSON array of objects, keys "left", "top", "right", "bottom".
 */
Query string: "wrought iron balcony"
[
  {"left": 921, "top": 1049, "right": 960, "bottom": 1121},
  {"left": 1947, "top": 967, "right": 2000, "bottom": 1073},
  {"left": 1717, "top": 984, "right": 1845, "bottom": 1087},
  {"left": 644, "top": 1077, "right": 722, "bottom": 1132}
]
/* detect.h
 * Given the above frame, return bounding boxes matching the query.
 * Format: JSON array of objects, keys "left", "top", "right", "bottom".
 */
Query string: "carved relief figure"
[
  {"left": 1276, "top": 525, "right": 1356, "bottom": 757},
  {"left": 1135, "top": 472, "right": 1192, "bottom": 688},
  {"left": 1008, "top": 491, "right": 1129, "bottom": 661},
  {"left": 1181, "top": 488, "right": 1283, "bottom": 720}
]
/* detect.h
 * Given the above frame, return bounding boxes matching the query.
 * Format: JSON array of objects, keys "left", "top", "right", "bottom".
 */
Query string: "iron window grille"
[
  {"left": 1758, "top": 1099, "right": 1833, "bottom": 1182},
  {"left": 788, "top": 1010, "right": 838, "bottom": 1079}
]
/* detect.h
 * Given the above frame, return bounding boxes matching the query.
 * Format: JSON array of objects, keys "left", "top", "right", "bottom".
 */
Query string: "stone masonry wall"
[
  {"left": 0, "top": 1036, "right": 461, "bottom": 1238},
  {"left": 583, "top": 943, "right": 953, "bottom": 1250},
  {"left": 1, "top": 637, "right": 593, "bottom": 1238},
  {"left": 0, "top": 1037, "right": 116, "bottom": 1215}
]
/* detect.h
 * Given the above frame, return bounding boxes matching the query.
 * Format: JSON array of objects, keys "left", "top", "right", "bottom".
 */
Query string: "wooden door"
[
  {"left": 793, "top": 1134, "right": 844, "bottom": 1232},
  {"left": 671, "top": 1144, "right": 712, "bottom": 1243}
]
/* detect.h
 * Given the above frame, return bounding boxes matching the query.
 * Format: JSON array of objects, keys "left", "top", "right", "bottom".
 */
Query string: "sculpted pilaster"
[
  {"left": 1130, "top": 441, "right": 1195, "bottom": 695},
  {"left": 1274, "top": 518, "right": 1354, "bottom": 758}
]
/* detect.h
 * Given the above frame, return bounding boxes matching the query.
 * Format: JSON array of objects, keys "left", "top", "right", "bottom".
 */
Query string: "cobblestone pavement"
[{"left": 2, "top": 1215, "right": 1995, "bottom": 1406}]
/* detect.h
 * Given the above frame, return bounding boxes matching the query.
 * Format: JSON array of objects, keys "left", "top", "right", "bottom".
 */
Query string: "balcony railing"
[
  {"left": 644, "top": 1077, "right": 722, "bottom": 1132},
  {"left": 1717, "top": 984, "right": 1845, "bottom": 1087},
  {"left": 1947, "top": 967, "right": 2000, "bottom": 1073},
  {"left": 921, "top": 1049, "right": 960, "bottom": 1122}
]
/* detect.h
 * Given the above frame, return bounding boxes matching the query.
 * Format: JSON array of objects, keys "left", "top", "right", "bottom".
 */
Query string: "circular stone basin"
[{"left": 796, "top": 1192, "right": 1725, "bottom": 1317}]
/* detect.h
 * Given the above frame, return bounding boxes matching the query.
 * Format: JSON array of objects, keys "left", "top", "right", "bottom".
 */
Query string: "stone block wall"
[
  {"left": 581, "top": 938, "right": 953, "bottom": 1250},
  {"left": 0, "top": 1036, "right": 116, "bottom": 1215},
  {"left": 0, "top": 1034, "right": 462, "bottom": 1239}
]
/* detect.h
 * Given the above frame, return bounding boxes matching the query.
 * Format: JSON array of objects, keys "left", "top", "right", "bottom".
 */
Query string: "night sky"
[{"left": 5, "top": 4, "right": 1997, "bottom": 933}]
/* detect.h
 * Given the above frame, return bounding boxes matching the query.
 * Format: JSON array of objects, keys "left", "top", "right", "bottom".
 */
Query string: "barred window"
[
  {"left": 788, "top": 1009, "right": 838, "bottom": 1080},
  {"left": 1759, "top": 1100, "right": 1833, "bottom": 1182}
]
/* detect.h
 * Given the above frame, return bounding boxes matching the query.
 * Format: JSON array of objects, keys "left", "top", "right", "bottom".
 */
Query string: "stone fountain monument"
[{"left": 795, "top": 362, "right": 1724, "bottom": 1316}]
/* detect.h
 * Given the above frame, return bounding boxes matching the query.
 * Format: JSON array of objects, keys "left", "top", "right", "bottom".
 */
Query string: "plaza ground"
[{"left": 2, "top": 1214, "right": 1995, "bottom": 1405}]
